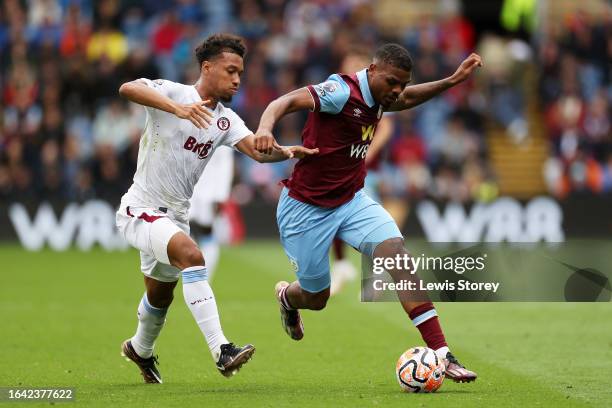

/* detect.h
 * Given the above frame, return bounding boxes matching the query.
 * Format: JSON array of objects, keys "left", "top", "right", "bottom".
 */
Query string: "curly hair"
[
  {"left": 195, "top": 33, "right": 247, "bottom": 65},
  {"left": 373, "top": 43, "right": 413, "bottom": 72}
]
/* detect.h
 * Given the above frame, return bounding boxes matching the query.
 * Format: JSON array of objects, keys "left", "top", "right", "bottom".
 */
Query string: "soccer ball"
[{"left": 396, "top": 347, "right": 445, "bottom": 393}]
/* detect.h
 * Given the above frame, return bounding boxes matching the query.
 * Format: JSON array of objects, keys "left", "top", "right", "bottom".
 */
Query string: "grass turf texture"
[{"left": 0, "top": 241, "right": 610, "bottom": 407}]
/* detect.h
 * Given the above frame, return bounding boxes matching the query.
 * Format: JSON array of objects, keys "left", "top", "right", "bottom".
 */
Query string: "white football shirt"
[{"left": 121, "top": 78, "right": 252, "bottom": 222}]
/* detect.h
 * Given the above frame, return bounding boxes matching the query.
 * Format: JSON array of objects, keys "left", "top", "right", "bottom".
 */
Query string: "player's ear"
[
  {"left": 202, "top": 61, "right": 211, "bottom": 75},
  {"left": 368, "top": 62, "right": 377, "bottom": 75}
]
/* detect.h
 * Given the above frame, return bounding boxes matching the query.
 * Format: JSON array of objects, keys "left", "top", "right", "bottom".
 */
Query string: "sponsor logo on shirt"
[
  {"left": 361, "top": 124, "right": 376, "bottom": 141},
  {"left": 349, "top": 143, "right": 370, "bottom": 159},
  {"left": 348, "top": 124, "right": 376, "bottom": 159},
  {"left": 184, "top": 136, "right": 213, "bottom": 159}
]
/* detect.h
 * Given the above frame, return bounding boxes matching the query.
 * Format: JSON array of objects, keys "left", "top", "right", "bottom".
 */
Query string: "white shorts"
[{"left": 116, "top": 203, "right": 188, "bottom": 282}]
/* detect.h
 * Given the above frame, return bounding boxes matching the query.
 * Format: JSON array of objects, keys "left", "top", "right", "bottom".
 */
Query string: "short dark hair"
[
  {"left": 195, "top": 33, "right": 247, "bottom": 65},
  {"left": 373, "top": 43, "right": 413, "bottom": 72}
]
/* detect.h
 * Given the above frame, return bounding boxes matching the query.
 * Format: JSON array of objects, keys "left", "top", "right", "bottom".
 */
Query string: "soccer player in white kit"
[{"left": 115, "top": 34, "right": 317, "bottom": 383}]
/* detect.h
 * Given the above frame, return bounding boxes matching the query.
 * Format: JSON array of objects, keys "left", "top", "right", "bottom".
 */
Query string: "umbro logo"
[{"left": 353, "top": 108, "right": 362, "bottom": 117}]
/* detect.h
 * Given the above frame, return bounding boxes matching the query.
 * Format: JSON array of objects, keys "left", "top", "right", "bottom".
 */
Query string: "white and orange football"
[{"left": 396, "top": 347, "right": 445, "bottom": 393}]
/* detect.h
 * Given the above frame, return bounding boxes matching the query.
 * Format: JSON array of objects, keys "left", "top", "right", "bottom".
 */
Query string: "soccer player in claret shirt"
[
  {"left": 254, "top": 43, "right": 482, "bottom": 382},
  {"left": 116, "top": 33, "right": 317, "bottom": 383}
]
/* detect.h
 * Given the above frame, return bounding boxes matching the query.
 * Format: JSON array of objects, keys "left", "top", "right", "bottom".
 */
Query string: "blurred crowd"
[
  {"left": 0, "top": 0, "right": 609, "bottom": 207},
  {"left": 538, "top": 10, "right": 612, "bottom": 196}
]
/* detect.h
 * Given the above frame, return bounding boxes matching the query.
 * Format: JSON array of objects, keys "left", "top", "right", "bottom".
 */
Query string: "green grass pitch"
[{"left": 1, "top": 241, "right": 611, "bottom": 407}]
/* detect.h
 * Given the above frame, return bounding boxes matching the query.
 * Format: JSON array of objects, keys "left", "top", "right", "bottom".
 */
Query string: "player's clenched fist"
[
  {"left": 450, "top": 53, "right": 483, "bottom": 84},
  {"left": 254, "top": 129, "right": 279, "bottom": 155},
  {"left": 174, "top": 100, "right": 213, "bottom": 129}
]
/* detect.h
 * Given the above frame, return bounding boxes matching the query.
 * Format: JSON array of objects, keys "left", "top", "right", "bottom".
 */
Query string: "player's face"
[
  {"left": 203, "top": 52, "right": 244, "bottom": 103},
  {"left": 368, "top": 62, "right": 411, "bottom": 107}
]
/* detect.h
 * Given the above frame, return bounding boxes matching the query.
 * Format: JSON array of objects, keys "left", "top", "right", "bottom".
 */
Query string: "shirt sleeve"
[
  {"left": 138, "top": 78, "right": 181, "bottom": 100},
  {"left": 306, "top": 74, "right": 350, "bottom": 114},
  {"left": 221, "top": 110, "right": 252, "bottom": 147}
]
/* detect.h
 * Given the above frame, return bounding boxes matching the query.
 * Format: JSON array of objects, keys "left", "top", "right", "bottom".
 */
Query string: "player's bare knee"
[
  {"left": 374, "top": 237, "right": 406, "bottom": 259},
  {"left": 169, "top": 242, "right": 204, "bottom": 269},
  {"left": 168, "top": 233, "right": 204, "bottom": 269},
  {"left": 306, "top": 290, "right": 329, "bottom": 310},
  {"left": 311, "top": 298, "right": 328, "bottom": 310},
  {"left": 181, "top": 245, "right": 205, "bottom": 268}
]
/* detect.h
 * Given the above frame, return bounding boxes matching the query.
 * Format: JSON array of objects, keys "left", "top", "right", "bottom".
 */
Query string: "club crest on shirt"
[{"left": 217, "top": 117, "right": 230, "bottom": 131}]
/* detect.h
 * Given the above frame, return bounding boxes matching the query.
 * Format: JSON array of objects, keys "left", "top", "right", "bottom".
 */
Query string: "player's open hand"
[
  {"left": 283, "top": 145, "right": 319, "bottom": 159},
  {"left": 174, "top": 100, "right": 213, "bottom": 129},
  {"left": 254, "top": 130, "right": 280, "bottom": 155},
  {"left": 451, "top": 53, "right": 483, "bottom": 84}
]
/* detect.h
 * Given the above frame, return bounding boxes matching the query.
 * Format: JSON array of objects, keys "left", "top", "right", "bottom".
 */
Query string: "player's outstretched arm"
[
  {"left": 118, "top": 80, "right": 213, "bottom": 129},
  {"left": 254, "top": 88, "right": 315, "bottom": 155},
  {"left": 236, "top": 134, "right": 318, "bottom": 163},
  {"left": 387, "top": 53, "right": 483, "bottom": 112}
]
